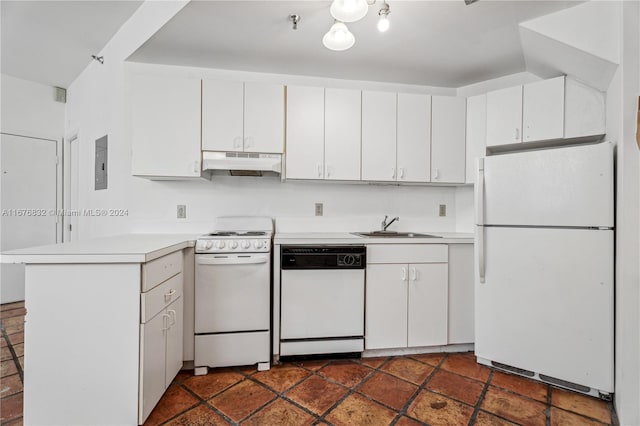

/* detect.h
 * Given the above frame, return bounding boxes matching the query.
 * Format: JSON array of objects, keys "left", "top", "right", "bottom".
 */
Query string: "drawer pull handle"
[
  {"left": 168, "top": 309, "right": 176, "bottom": 327},
  {"left": 164, "top": 288, "right": 176, "bottom": 302},
  {"left": 162, "top": 313, "right": 171, "bottom": 331}
]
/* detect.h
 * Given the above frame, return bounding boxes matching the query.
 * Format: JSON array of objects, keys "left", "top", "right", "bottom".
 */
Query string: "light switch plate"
[
  {"left": 315, "top": 203, "right": 323, "bottom": 216},
  {"left": 439, "top": 204, "right": 447, "bottom": 217}
]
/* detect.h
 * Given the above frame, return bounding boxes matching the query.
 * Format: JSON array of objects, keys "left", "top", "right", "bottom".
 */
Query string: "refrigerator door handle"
[{"left": 478, "top": 225, "right": 485, "bottom": 283}]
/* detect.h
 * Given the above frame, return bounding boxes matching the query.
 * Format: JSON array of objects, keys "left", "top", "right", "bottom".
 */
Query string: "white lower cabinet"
[{"left": 365, "top": 245, "right": 448, "bottom": 350}]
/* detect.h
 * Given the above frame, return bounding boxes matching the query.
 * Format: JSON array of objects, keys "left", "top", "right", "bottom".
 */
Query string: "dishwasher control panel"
[{"left": 281, "top": 246, "right": 366, "bottom": 269}]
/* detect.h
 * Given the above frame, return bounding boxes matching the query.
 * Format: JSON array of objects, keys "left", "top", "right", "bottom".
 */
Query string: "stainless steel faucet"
[{"left": 381, "top": 215, "right": 399, "bottom": 231}]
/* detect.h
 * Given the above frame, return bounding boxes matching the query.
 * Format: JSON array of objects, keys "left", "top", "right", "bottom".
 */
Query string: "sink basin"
[{"left": 353, "top": 231, "right": 441, "bottom": 238}]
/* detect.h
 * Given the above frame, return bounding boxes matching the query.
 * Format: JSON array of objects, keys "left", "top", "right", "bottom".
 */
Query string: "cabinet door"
[
  {"left": 486, "top": 85, "right": 523, "bottom": 147},
  {"left": 131, "top": 74, "right": 201, "bottom": 178},
  {"left": 244, "top": 82, "right": 284, "bottom": 153},
  {"left": 365, "top": 264, "right": 407, "bottom": 350},
  {"left": 362, "top": 91, "right": 397, "bottom": 182},
  {"left": 431, "top": 96, "right": 466, "bottom": 183},
  {"left": 448, "top": 244, "right": 474, "bottom": 344},
  {"left": 286, "top": 86, "right": 325, "bottom": 179},
  {"left": 407, "top": 263, "right": 448, "bottom": 347},
  {"left": 522, "top": 76, "right": 565, "bottom": 142},
  {"left": 397, "top": 93, "right": 431, "bottom": 183},
  {"left": 465, "top": 94, "right": 487, "bottom": 184},
  {"left": 139, "top": 311, "right": 167, "bottom": 424},
  {"left": 202, "top": 80, "right": 244, "bottom": 152},
  {"left": 325, "top": 88, "right": 361, "bottom": 180},
  {"left": 165, "top": 297, "right": 184, "bottom": 387}
]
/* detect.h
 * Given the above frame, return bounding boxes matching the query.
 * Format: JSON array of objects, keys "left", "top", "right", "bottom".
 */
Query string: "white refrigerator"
[{"left": 475, "top": 141, "right": 614, "bottom": 398}]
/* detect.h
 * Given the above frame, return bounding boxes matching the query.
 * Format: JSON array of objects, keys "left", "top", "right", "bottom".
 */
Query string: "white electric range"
[{"left": 194, "top": 217, "right": 273, "bottom": 375}]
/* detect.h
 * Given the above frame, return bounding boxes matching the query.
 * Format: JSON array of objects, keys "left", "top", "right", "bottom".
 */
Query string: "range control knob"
[
  {"left": 241, "top": 240, "right": 251, "bottom": 249},
  {"left": 214, "top": 240, "right": 225, "bottom": 249},
  {"left": 205, "top": 241, "right": 213, "bottom": 250},
  {"left": 228, "top": 240, "right": 238, "bottom": 249},
  {"left": 253, "top": 240, "right": 262, "bottom": 249}
]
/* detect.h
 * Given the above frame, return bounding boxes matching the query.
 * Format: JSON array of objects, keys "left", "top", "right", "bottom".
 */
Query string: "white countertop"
[
  {"left": 1, "top": 234, "right": 197, "bottom": 264},
  {"left": 274, "top": 232, "right": 474, "bottom": 245}
]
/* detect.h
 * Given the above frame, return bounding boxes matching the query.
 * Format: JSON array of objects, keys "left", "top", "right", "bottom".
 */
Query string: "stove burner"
[{"left": 204, "top": 231, "right": 268, "bottom": 237}]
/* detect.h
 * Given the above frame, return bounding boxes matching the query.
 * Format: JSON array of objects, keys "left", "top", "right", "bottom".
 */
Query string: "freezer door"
[
  {"left": 480, "top": 142, "right": 613, "bottom": 227},
  {"left": 475, "top": 227, "right": 614, "bottom": 392}
]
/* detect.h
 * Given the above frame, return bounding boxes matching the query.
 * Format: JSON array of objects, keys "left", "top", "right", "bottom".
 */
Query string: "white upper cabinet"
[
  {"left": 465, "top": 94, "right": 487, "bottom": 184},
  {"left": 244, "top": 82, "right": 285, "bottom": 153},
  {"left": 131, "top": 74, "right": 202, "bottom": 179},
  {"left": 325, "top": 88, "right": 361, "bottom": 180},
  {"left": 485, "top": 76, "right": 604, "bottom": 150},
  {"left": 522, "top": 76, "right": 565, "bottom": 142},
  {"left": 202, "top": 80, "right": 244, "bottom": 152},
  {"left": 202, "top": 80, "right": 284, "bottom": 154},
  {"left": 285, "top": 86, "right": 325, "bottom": 179},
  {"left": 397, "top": 93, "right": 431, "bottom": 183},
  {"left": 486, "top": 85, "right": 523, "bottom": 147},
  {"left": 362, "top": 91, "right": 397, "bottom": 182},
  {"left": 431, "top": 96, "right": 466, "bottom": 183}
]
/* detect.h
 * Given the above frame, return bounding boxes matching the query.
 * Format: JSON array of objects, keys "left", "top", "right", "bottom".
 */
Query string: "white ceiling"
[
  {"left": 129, "top": 0, "right": 582, "bottom": 88},
  {"left": 1, "top": 0, "right": 143, "bottom": 88}
]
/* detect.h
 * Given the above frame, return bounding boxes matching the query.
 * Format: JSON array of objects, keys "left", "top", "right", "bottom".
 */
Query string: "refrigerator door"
[
  {"left": 479, "top": 142, "right": 613, "bottom": 227},
  {"left": 475, "top": 227, "right": 614, "bottom": 392}
]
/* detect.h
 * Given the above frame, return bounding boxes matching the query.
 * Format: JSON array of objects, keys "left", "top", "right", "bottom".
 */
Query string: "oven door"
[{"left": 195, "top": 254, "right": 270, "bottom": 334}]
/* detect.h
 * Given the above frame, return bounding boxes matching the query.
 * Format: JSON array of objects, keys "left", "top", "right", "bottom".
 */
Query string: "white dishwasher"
[{"left": 280, "top": 246, "right": 366, "bottom": 356}]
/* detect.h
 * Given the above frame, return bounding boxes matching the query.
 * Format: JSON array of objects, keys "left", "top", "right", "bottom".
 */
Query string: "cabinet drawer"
[
  {"left": 142, "top": 250, "right": 183, "bottom": 292},
  {"left": 141, "top": 273, "right": 183, "bottom": 323},
  {"left": 367, "top": 244, "right": 448, "bottom": 264}
]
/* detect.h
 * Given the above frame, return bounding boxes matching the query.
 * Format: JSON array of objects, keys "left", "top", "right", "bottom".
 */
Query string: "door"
[
  {"left": 325, "top": 88, "right": 361, "bottom": 180},
  {"left": 486, "top": 85, "right": 523, "bottom": 147},
  {"left": 285, "top": 86, "right": 325, "bottom": 179},
  {"left": 165, "top": 297, "right": 183, "bottom": 387},
  {"left": 139, "top": 309, "right": 167, "bottom": 424},
  {"left": 281, "top": 269, "right": 364, "bottom": 339},
  {"left": 407, "top": 263, "right": 448, "bottom": 347},
  {"left": 202, "top": 80, "right": 244, "bottom": 152},
  {"left": 1, "top": 134, "right": 57, "bottom": 303},
  {"left": 195, "top": 254, "right": 270, "bottom": 333},
  {"left": 397, "top": 93, "right": 431, "bottom": 183},
  {"left": 476, "top": 227, "right": 614, "bottom": 392},
  {"left": 431, "top": 96, "right": 466, "bottom": 183},
  {"left": 361, "top": 91, "right": 397, "bottom": 182},
  {"left": 523, "top": 76, "right": 565, "bottom": 142},
  {"left": 244, "top": 82, "right": 284, "bottom": 153},
  {"left": 365, "top": 264, "right": 407, "bottom": 350},
  {"left": 131, "top": 74, "right": 201, "bottom": 177},
  {"left": 481, "top": 142, "right": 614, "bottom": 227},
  {"left": 465, "top": 94, "right": 487, "bottom": 184}
]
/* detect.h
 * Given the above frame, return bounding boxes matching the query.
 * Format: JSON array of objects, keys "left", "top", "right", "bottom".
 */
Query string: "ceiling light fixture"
[
  {"left": 377, "top": 1, "right": 390, "bottom": 32},
  {"left": 322, "top": 21, "right": 356, "bottom": 51},
  {"left": 330, "top": 0, "right": 369, "bottom": 23}
]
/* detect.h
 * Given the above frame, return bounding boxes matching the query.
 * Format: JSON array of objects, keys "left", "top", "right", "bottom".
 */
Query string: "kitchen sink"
[{"left": 353, "top": 231, "right": 441, "bottom": 238}]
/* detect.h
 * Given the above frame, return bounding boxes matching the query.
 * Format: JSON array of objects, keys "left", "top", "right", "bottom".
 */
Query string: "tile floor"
[{"left": 1, "top": 302, "right": 618, "bottom": 426}]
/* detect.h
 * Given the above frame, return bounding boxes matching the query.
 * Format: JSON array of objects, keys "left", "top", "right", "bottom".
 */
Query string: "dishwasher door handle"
[{"left": 197, "top": 255, "right": 269, "bottom": 266}]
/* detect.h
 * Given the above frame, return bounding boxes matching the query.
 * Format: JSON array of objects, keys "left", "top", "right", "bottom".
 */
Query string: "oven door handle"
[{"left": 197, "top": 255, "right": 269, "bottom": 266}]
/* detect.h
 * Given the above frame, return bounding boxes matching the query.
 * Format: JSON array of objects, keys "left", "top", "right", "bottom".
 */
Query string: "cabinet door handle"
[
  {"left": 515, "top": 128, "right": 520, "bottom": 141},
  {"left": 399, "top": 167, "right": 404, "bottom": 179},
  {"left": 434, "top": 168, "right": 440, "bottom": 180},
  {"left": 244, "top": 136, "right": 252, "bottom": 149},
  {"left": 317, "top": 163, "right": 323, "bottom": 178},
  {"left": 410, "top": 267, "right": 417, "bottom": 281},
  {"left": 193, "top": 161, "right": 200, "bottom": 173},
  {"left": 401, "top": 267, "right": 407, "bottom": 282},
  {"left": 233, "top": 136, "right": 242, "bottom": 149},
  {"left": 164, "top": 288, "right": 176, "bottom": 302},
  {"left": 326, "top": 165, "right": 332, "bottom": 178},
  {"left": 168, "top": 309, "right": 176, "bottom": 327},
  {"left": 391, "top": 167, "right": 396, "bottom": 179},
  {"left": 162, "top": 313, "right": 171, "bottom": 331}
]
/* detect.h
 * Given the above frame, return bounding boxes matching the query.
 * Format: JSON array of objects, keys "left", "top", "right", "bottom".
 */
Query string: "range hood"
[{"left": 202, "top": 151, "right": 282, "bottom": 176}]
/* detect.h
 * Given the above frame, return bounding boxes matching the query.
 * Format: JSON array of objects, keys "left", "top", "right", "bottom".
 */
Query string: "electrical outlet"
[
  {"left": 439, "top": 204, "right": 447, "bottom": 217},
  {"left": 315, "top": 203, "right": 323, "bottom": 216},
  {"left": 177, "top": 205, "right": 186, "bottom": 219}
]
